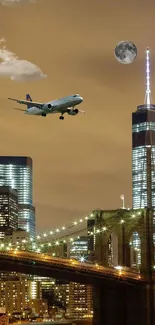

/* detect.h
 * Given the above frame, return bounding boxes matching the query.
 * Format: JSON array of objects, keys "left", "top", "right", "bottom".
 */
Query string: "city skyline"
[{"left": 0, "top": 0, "right": 155, "bottom": 231}]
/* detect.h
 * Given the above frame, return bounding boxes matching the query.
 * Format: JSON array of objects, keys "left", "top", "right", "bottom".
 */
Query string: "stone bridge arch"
[
  {"left": 94, "top": 211, "right": 123, "bottom": 266},
  {"left": 93, "top": 208, "right": 145, "bottom": 267},
  {"left": 95, "top": 230, "right": 119, "bottom": 267},
  {"left": 129, "top": 231, "right": 141, "bottom": 268}
]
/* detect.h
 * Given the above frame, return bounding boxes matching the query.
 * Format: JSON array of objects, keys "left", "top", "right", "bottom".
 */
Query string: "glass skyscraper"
[
  {"left": 0, "top": 156, "right": 35, "bottom": 237},
  {"left": 132, "top": 48, "right": 155, "bottom": 265},
  {"left": 132, "top": 49, "right": 155, "bottom": 210},
  {"left": 132, "top": 109, "right": 155, "bottom": 209}
]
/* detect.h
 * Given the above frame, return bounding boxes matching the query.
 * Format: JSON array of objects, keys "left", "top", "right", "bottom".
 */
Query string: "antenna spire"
[{"left": 145, "top": 47, "right": 152, "bottom": 107}]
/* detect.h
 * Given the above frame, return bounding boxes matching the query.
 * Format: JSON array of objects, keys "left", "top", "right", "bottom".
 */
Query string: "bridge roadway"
[{"left": 0, "top": 250, "right": 144, "bottom": 288}]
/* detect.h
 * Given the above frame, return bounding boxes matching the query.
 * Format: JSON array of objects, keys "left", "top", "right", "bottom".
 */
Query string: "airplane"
[{"left": 8, "top": 93, "right": 85, "bottom": 120}]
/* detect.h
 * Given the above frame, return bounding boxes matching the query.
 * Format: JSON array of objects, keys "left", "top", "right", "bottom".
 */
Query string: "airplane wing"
[
  {"left": 8, "top": 97, "right": 44, "bottom": 109},
  {"left": 12, "top": 108, "right": 26, "bottom": 112}
]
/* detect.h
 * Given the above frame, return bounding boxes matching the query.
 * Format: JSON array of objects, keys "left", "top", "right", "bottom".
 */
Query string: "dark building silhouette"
[{"left": 0, "top": 186, "right": 18, "bottom": 239}]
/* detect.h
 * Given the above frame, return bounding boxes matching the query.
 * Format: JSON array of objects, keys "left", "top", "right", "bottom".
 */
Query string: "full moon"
[{"left": 114, "top": 41, "right": 137, "bottom": 64}]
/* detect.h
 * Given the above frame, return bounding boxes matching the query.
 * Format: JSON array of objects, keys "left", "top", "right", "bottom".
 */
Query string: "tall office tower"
[
  {"left": 132, "top": 48, "right": 155, "bottom": 263},
  {"left": 0, "top": 157, "right": 35, "bottom": 237},
  {"left": 0, "top": 186, "right": 18, "bottom": 239},
  {"left": 132, "top": 48, "right": 155, "bottom": 209}
]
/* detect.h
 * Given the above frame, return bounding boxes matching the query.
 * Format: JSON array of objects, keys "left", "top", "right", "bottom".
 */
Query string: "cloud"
[
  {"left": 0, "top": 0, "right": 35, "bottom": 5},
  {"left": 0, "top": 38, "right": 46, "bottom": 81}
]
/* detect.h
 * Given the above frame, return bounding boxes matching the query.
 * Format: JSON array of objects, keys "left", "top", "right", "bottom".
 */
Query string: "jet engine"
[
  {"left": 68, "top": 108, "right": 79, "bottom": 115},
  {"left": 44, "top": 103, "right": 53, "bottom": 110}
]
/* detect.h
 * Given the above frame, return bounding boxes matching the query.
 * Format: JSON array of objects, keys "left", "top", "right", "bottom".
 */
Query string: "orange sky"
[{"left": 0, "top": 0, "right": 155, "bottom": 232}]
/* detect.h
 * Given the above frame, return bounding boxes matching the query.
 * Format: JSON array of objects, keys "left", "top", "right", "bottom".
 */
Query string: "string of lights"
[
  {"left": 145, "top": 47, "right": 151, "bottom": 106},
  {"left": 0, "top": 225, "right": 111, "bottom": 255},
  {"left": 30, "top": 208, "right": 142, "bottom": 244},
  {"left": 29, "top": 212, "right": 94, "bottom": 244},
  {"left": 0, "top": 220, "right": 106, "bottom": 253},
  {"left": 0, "top": 209, "right": 142, "bottom": 256}
]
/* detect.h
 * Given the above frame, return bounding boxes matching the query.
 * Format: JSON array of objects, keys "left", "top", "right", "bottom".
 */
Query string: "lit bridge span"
[
  {"left": 0, "top": 250, "right": 142, "bottom": 287},
  {"left": 0, "top": 208, "right": 154, "bottom": 325},
  {"left": 0, "top": 208, "right": 148, "bottom": 259},
  {"left": 0, "top": 249, "right": 149, "bottom": 325}
]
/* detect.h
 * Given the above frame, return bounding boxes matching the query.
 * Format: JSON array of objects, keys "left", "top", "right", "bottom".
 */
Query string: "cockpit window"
[{"left": 73, "top": 94, "right": 79, "bottom": 97}]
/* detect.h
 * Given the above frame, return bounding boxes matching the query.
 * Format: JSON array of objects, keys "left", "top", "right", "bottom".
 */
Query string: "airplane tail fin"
[{"left": 26, "top": 93, "right": 32, "bottom": 109}]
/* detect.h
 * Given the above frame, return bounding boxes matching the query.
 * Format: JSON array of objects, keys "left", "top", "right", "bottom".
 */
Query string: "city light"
[
  {"left": 79, "top": 256, "right": 86, "bottom": 263},
  {"left": 115, "top": 266, "right": 122, "bottom": 270}
]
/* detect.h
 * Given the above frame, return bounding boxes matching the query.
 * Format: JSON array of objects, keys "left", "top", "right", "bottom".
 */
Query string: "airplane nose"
[{"left": 79, "top": 96, "right": 83, "bottom": 102}]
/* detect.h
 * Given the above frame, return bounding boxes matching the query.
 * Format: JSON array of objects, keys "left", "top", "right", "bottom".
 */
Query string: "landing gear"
[
  {"left": 59, "top": 115, "right": 64, "bottom": 120},
  {"left": 42, "top": 113, "right": 46, "bottom": 117}
]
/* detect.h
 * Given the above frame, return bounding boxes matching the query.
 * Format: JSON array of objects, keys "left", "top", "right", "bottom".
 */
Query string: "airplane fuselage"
[{"left": 25, "top": 95, "right": 83, "bottom": 116}]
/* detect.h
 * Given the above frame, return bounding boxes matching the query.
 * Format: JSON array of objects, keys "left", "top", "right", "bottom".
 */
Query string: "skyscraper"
[
  {"left": 0, "top": 186, "right": 18, "bottom": 239},
  {"left": 0, "top": 157, "right": 35, "bottom": 237},
  {"left": 132, "top": 48, "right": 155, "bottom": 210}
]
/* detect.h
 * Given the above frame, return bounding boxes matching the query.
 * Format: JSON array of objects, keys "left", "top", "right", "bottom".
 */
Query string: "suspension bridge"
[
  {"left": 0, "top": 207, "right": 153, "bottom": 325},
  {"left": 0, "top": 207, "right": 152, "bottom": 274}
]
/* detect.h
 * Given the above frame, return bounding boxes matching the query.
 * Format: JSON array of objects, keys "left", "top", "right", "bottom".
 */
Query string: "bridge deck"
[{"left": 0, "top": 250, "right": 144, "bottom": 287}]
